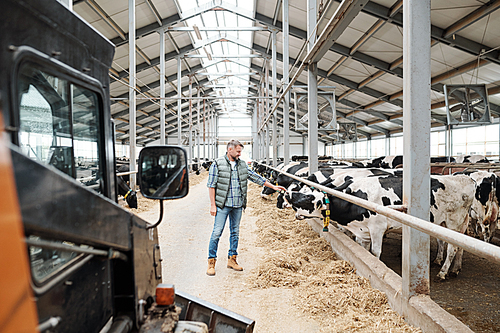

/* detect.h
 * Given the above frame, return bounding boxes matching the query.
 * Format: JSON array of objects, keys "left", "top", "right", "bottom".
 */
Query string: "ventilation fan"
[
  {"left": 293, "top": 89, "right": 336, "bottom": 131},
  {"left": 444, "top": 84, "right": 490, "bottom": 125},
  {"left": 337, "top": 122, "right": 357, "bottom": 142}
]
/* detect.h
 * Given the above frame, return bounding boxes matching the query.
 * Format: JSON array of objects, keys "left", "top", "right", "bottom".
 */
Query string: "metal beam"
[
  {"left": 309, "top": 0, "right": 370, "bottom": 63},
  {"left": 443, "top": 0, "right": 500, "bottom": 38},
  {"left": 167, "top": 26, "right": 269, "bottom": 31},
  {"left": 129, "top": 0, "right": 137, "bottom": 189}
]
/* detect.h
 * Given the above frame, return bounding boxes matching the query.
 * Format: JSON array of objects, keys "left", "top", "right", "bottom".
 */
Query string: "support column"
[
  {"left": 283, "top": 0, "right": 290, "bottom": 165},
  {"left": 252, "top": 104, "right": 258, "bottom": 160},
  {"left": 188, "top": 76, "right": 193, "bottom": 167},
  {"left": 208, "top": 109, "right": 215, "bottom": 159},
  {"left": 265, "top": 65, "right": 270, "bottom": 165},
  {"left": 177, "top": 57, "right": 182, "bottom": 146},
  {"left": 272, "top": 30, "right": 278, "bottom": 166},
  {"left": 450, "top": 126, "right": 453, "bottom": 158},
  {"left": 257, "top": 86, "right": 264, "bottom": 160},
  {"left": 197, "top": 90, "right": 201, "bottom": 161},
  {"left": 385, "top": 134, "right": 391, "bottom": 155},
  {"left": 214, "top": 114, "right": 218, "bottom": 158},
  {"left": 402, "top": 0, "right": 431, "bottom": 303},
  {"left": 307, "top": 0, "right": 318, "bottom": 173},
  {"left": 159, "top": 29, "right": 166, "bottom": 145},
  {"left": 203, "top": 100, "right": 206, "bottom": 160},
  {"left": 208, "top": 110, "right": 212, "bottom": 159},
  {"left": 128, "top": 0, "right": 137, "bottom": 189}
]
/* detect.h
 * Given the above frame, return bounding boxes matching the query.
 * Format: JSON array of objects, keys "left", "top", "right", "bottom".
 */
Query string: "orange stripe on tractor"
[{"left": 0, "top": 112, "right": 38, "bottom": 332}]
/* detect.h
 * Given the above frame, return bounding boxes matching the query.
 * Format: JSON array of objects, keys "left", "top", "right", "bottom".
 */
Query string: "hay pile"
[
  {"left": 246, "top": 183, "right": 421, "bottom": 333},
  {"left": 189, "top": 169, "right": 208, "bottom": 187},
  {"left": 128, "top": 194, "right": 157, "bottom": 214},
  {"left": 124, "top": 170, "right": 207, "bottom": 214}
]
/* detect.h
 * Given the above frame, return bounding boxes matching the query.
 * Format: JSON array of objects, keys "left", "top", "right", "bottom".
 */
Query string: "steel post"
[
  {"left": 188, "top": 76, "right": 193, "bottom": 167},
  {"left": 128, "top": 0, "right": 137, "bottom": 189},
  {"left": 283, "top": 0, "right": 290, "bottom": 165},
  {"left": 307, "top": 0, "right": 318, "bottom": 173},
  {"left": 177, "top": 57, "right": 182, "bottom": 146},
  {"left": 402, "top": 0, "right": 431, "bottom": 302},
  {"left": 197, "top": 90, "right": 200, "bottom": 161},
  {"left": 265, "top": 64, "right": 270, "bottom": 165},
  {"left": 159, "top": 29, "right": 166, "bottom": 145},
  {"left": 272, "top": 30, "right": 278, "bottom": 165}
]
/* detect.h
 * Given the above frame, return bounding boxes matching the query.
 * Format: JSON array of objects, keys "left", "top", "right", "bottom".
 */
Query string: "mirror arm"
[{"left": 146, "top": 199, "right": 164, "bottom": 229}]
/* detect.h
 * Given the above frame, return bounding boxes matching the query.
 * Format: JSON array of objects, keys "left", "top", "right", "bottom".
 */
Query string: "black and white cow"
[
  {"left": 279, "top": 174, "right": 476, "bottom": 280},
  {"left": 380, "top": 155, "right": 403, "bottom": 169},
  {"left": 459, "top": 171, "right": 499, "bottom": 242},
  {"left": 357, "top": 157, "right": 385, "bottom": 168},
  {"left": 116, "top": 164, "right": 138, "bottom": 209},
  {"left": 455, "top": 155, "right": 489, "bottom": 164},
  {"left": 261, "top": 162, "right": 308, "bottom": 199},
  {"left": 202, "top": 160, "right": 213, "bottom": 171}
]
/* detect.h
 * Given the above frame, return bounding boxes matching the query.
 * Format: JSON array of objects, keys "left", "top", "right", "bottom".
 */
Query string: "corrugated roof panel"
[
  {"left": 431, "top": 43, "right": 477, "bottom": 73},
  {"left": 358, "top": 24, "right": 402, "bottom": 64},
  {"left": 430, "top": 0, "right": 479, "bottom": 29},
  {"left": 457, "top": 10, "right": 500, "bottom": 49},
  {"left": 341, "top": 90, "right": 379, "bottom": 106},
  {"left": 151, "top": 0, "right": 180, "bottom": 19},
  {"left": 318, "top": 51, "right": 342, "bottom": 70},
  {"left": 255, "top": 0, "right": 279, "bottom": 19},
  {"left": 365, "top": 74, "right": 402, "bottom": 96},
  {"left": 333, "top": 60, "right": 379, "bottom": 85},
  {"left": 336, "top": 12, "right": 379, "bottom": 49}
]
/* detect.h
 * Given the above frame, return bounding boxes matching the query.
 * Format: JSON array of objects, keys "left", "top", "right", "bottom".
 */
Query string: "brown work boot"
[
  {"left": 227, "top": 255, "right": 243, "bottom": 271},
  {"left": 207, "top": 258, "right": 216, "bottom": 276}
]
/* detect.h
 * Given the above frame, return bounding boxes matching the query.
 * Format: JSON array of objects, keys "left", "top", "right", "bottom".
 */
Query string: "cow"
[
  {"left": 116, "top": 164, "right": 138, "bottom": 209},
  {"left": 380, "top": 155, "right": 403, "bottom": 169},
  {"left": 455, "top": 155, "right": 489, "bottom": 164},
  {"left": 357, "top": 157, "right": 385, "bottom": 168},
  {"left": 261, "top": 162, "right": 308, "bottom": 199},
  {"left": 278, "top": 174, "right": 476, "bottom": 280},
  {"left": 202, "top": 160, "right": 213, "bottom": 170},
  {"left": 458, "top": 171, "right": 500, "bottom": 243},
  {"left": 192, "top": 158, "right": 200, "bottom": 175}
]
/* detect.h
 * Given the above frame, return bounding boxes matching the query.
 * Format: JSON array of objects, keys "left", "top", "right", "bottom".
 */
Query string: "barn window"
[{"left": 17, "top": 62, "right": 102, "bottom": 193}]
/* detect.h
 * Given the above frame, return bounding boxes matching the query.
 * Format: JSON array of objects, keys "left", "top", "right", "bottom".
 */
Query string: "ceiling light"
[{"left": 193, "top": 25, "right": 202, "bottom": 40}]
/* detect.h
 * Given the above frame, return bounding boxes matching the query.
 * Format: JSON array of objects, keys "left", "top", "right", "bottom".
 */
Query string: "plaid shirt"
[{"left": 207, "top": 159, "right": 266, "bottom": 208}]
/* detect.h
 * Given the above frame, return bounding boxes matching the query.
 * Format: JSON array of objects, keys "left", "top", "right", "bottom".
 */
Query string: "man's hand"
[
  {"left": 210, "top": 204, "right": 217, "bottom": 216},
  {"left": 273, "top": 185, "right": 287, "bottom": 192}
]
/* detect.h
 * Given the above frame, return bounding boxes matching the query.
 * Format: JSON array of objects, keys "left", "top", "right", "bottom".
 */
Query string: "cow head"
[
  {"left": 260, "top": 186, "right": 277, "bottom": 199},
  {"left": 126, "top": 190, "right": 138, "bottom": 209},
  {"left": 468, "top": 172, "right": 499, "bottom": 242},
  {"left": 277, "top": 187, "right": 325, "bottom": 219}
]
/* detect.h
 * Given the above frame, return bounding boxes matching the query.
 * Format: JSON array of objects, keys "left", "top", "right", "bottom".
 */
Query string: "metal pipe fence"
[{"left": 252, "top": 160, "right": 500, "bottom": 264}]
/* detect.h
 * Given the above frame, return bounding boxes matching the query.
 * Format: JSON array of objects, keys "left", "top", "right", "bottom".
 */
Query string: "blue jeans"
[{"left": 208, "top": 206, "right": 243, "bottom": 259}]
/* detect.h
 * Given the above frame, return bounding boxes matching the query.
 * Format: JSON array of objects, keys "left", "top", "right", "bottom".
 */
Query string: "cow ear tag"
[{"left": 323, "top": 217, "right": 330, "bottom": 232}]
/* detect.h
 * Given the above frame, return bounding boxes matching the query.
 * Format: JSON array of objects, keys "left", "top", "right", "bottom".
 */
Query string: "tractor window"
[{"left": 17, "top": 63, "right": 102, "bottom": 193}]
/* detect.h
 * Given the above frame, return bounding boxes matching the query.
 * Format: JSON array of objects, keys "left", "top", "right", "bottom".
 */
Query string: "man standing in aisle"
[{"left": 206, "top": 139, "right": 285, "bottom": 276}]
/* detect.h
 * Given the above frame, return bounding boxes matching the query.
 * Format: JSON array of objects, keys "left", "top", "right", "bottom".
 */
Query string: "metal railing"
[{"left": 253, "top": 160, "right": 500, "bottom": 263}]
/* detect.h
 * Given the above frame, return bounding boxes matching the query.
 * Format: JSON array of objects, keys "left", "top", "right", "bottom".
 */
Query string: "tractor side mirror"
[{"left": 138, "top": 146, "right": 189, "bottom": 200}]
